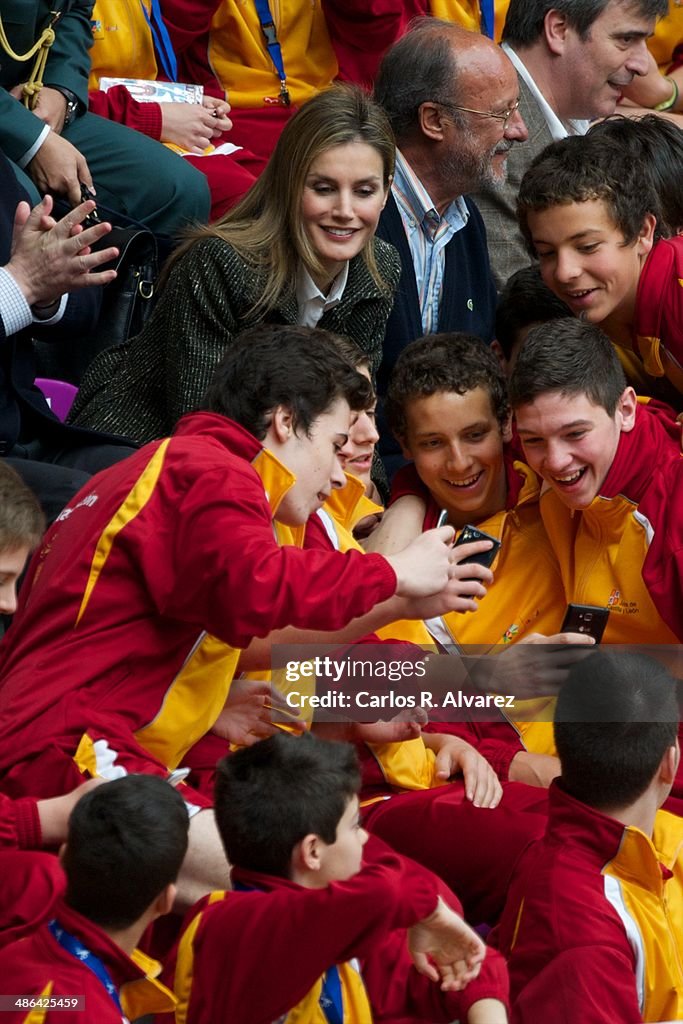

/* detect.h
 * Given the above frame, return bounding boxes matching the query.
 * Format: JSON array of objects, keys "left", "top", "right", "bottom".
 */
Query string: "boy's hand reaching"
[
  {"left": 426, "top": 734, "right": 502, "bottom": 808},
  {"left": 211, "top": 678, "right": 305, "bottom": 745},
  {"left": 408, "top": 895, "right": 486, "bottom": 991}
]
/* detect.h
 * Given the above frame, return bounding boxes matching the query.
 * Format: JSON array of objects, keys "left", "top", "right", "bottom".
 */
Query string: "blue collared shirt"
[{"left": 391, "top": 150, "right": 470, "bottom": 334}]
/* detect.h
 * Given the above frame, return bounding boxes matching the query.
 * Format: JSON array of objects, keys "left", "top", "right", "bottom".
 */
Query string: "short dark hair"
[
  {"left": 64, "top": 775, "right": 189, "bottom": 929},
  {"left": 374, "top": 18, "right": 468, "bottom": 141},
  {"left": 588, "top": 114, "right": 683, "bottom": 237},
  {"left": 202, "top": 324, "right": 373, "bottom": 440},
  {"left": 495, "top": 266, "right": 573, "bottom": 361},
  {"left": 214, "top": 733, "right": 360, "bottom": 878},
  {"left": 0, "top": 462, "right": 45, "bottom": 552},
  {"left": 554, "top": 650, "right": 679, "bottom": 810},
  {"left": 386, "top": 332, "right": 510, "bottom": 442},
  {"left": 517, "top": 133, "right": 659, "bottom": 255},
  {"left": 503, "top": 0, "right": 667, "bottom": 48},
  {"left": 330, "top": 335, "right": 372, "bottom": 376},
  {"left": 509, "top": 318, "right": 627, "bottom": 415}
]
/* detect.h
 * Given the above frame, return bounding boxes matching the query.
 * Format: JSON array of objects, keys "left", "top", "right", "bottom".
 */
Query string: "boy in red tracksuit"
[
  {"left": 509, "top": 317, "right": 683, "bottom": 645},
  {"left": 517, "top": 131, "right": 683, "bottom": 400},
  {"left": 0, "top": 775, "right": 189, "bottom": 1023},
  {"left": 171, "top": 731, "right": 509, "bottom": 1024},
  {"left": 509, "top": 317, "right": 683, "bottom": 808},
  {"left": 0, "top": 325, "right": 459, "bottom": 896},
  {"left": 495, "top": 649, "right": 683, "bottom": 1023}
]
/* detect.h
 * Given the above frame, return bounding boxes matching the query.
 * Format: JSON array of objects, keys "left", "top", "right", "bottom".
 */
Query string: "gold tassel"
[{"left": 0, "top": 9, "right": 61, "bottom": 110}]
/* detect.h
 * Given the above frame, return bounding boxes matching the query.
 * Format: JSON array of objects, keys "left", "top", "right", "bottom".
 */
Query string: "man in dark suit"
[
  {"left": 373, "top": 18, "right": 528, "bottom": 477},
  {"left": 473, "top": 0, "right": 667, "bottom": 289},
  {"left": 0, "top": 147, "right": 135, "bottom": 520}
]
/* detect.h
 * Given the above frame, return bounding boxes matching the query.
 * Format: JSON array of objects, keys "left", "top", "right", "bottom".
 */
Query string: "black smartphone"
[
  {"left": 560, "top": 603, "right": 610, "bottom": 643},
  {"left": 453, "top": 523, "right": 501, "bottom": 570}
]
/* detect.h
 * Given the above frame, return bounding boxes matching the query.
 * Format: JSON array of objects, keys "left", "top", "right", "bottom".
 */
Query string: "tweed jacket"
[
  {"left": 473, "top": 73, "right": 553, "bottom": 291},
  {"left": 70, "top": 236, "right": 401, "bottom": 444}
]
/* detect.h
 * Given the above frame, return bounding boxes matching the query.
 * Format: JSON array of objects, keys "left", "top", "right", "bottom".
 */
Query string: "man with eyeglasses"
[
  {"left": 474, "top": 0, "right": 668, "bottom": 289},
  {"left": 373, "top": 18, "right": 528, "bottom": 478}
]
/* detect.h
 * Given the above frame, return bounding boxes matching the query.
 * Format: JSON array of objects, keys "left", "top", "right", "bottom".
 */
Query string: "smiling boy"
[
  {"left": 517, "top": 131, "right": 683, "bottom": 399},
  {"left": 510, "top": 317, "right": 683, "bottom": 645}
]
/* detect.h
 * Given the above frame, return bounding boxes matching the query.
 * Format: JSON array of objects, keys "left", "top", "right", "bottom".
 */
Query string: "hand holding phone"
[{"left": 560, "top": 604, "right": 610, "bottom": 644}]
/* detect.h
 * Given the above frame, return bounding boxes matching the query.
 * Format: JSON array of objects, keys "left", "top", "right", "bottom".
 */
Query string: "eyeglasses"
[{"left": 439, "top": 98, "right": 521, "bottom": 129}]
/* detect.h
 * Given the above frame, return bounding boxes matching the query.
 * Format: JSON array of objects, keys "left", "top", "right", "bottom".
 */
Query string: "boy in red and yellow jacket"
[
  {"left": 495, "top": 649, "right": 683, "bottom": 1023},
  {"left": 171, "top": 732, "right": 509, "bottom": 1024}
]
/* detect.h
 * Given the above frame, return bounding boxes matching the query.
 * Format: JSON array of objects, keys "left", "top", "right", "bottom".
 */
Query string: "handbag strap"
[
  {"left": 140, "top": 0, "right": 178, "bottom": 83},
  {"left": 253, "top": 0, "right": 290, "bottom": 106}
]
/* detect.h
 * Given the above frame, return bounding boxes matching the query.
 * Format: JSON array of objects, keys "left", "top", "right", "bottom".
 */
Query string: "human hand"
[
  {"left": 399, "top": 537, "right": 493, "bottom": 617},
  {"left": 37, "top": 777, "right": 105, "bottom": 846},
  {"left": 32, "top": 85, "right": 68, "bottom": 133},
  {"left": 353, "top": 705, "right": 428, "bottom": 744},
  {"left": 27, "top": 131, "right": 93, "bottom": 206},
  {"left": 408, "top": 896, "right": 486, "bottom": 991},
  {"left": 160, "top": 100, "right": 232, "bottom": 152},
  {"left": 508, "top": 751, "right": 561, "bottom": 788},
  {"left": 429, "top": 734, "right": 502, "bottom": 807},
  {"left": 387, "top": 529, "right": 493, "bottom": 600},
  {"left": 211, "top": 677, "right": 306, "bottom": 746},
  {"left": 6, "top": 195, "right": 118, "bottom": 306},
  {"left": 480, "top": 632, "right": 595, "bottom": 700},
  {"left": 202, "top": 94, "right": 232, "bottom": 123}
]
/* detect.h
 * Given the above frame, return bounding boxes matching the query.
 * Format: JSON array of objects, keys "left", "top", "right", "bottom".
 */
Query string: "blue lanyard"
[
  {"left": 253, "top": 0, "right": 290, "bottom": 105},
  {"left": 319, "top": 966, "right": 344, "bottom": 1024},
  {"left": 232, "top": 882, "right": 343, "bottom": 1023},
  {"left": 480, "top": 0, "right": 495, "bottom": 38},
  {"left": 48, "top": 919, "right": 124, "bottom": 1017},
  {"left": 140, "top": 0, "right": 178, "bottom": 83}
]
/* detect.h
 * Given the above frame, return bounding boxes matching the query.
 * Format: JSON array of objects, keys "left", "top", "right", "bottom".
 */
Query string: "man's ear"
[
  {"left": 153, "top": 882, "right": 177, "bottom": 919},
  {"left": 293, "top": 833, "right": 323, "bottom": 874},
  {"left": 417, "top": 102, "right": 448, "bottom": 142},
  {"left": 267, "top": 405, "right": 295, "bottom": 446},
  {"left": 636, "top": 212, "right": 657, "bottom": 258},
  {"left": 616, "top": 386, "right": 638, "bottom": 433},
  {"left": 398, "top": 434, "right": 414, "bottom": 461},
  {"left": 660, "top": 742, "right": 679, "bottom": 787},
  {"left": 544, "top": 9, "right": 570, "bottom": 56}
]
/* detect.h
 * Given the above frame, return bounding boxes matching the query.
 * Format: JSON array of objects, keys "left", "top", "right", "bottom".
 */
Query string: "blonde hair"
[{"left": 167, "top": 84, "right": 395, "bottom": 316}]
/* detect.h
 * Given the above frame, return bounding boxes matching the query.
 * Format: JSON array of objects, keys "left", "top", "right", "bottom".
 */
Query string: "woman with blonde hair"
[{"left": 70, "top": 84, "right": 399, "bottom": 444}]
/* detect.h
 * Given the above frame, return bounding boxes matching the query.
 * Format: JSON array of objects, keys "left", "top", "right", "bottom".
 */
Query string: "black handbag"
[
  {"left": 34, "top": 202, "right": 160, "bottom": 383},
  {"left": 94, "top": 222, "right": 158, "bottom": 352}
]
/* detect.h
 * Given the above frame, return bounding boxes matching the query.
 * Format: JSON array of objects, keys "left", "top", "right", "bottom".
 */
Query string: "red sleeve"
[
  {"left": 139, "top": 464, "right": 398, "bottom": 648},
  {"left": 160, "top": 0, "right": 226, "bottom": 98},
  {"left": 511, "top": 946, "right": 642, "bottom": 1024},
  {"left": 0, "top": 851, "right": 64, "bottom": 949},
  {"left": 0, "top": 793, "right": 41, "bottom": 849},
  {"left": 185, "top": 837, "right": 442, "bottom": 1023},
  {"left": 641, "top": 459, "right": 683, "bottom": 641},
  {"left": 363, "top": 873, "right": 509, "bottom": 1022},
  {"left": 423, "top": 720, "right": 525, "bottom": 781},
  {"left": 88, "top": 86, "right": 163, "bottom": 139},
  {"left": 321, "top": 0, "right": 407, "bottom": 88}
]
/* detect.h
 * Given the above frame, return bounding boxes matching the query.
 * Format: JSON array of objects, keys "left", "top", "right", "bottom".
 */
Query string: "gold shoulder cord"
[{"left": 0, "top": 8, "right": 62, "bottom": 109}]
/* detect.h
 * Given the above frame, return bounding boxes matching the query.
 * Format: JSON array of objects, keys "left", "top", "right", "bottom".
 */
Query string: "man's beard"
[{"left": 439, "top": 129, "right": 513, "bottom": 195}]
